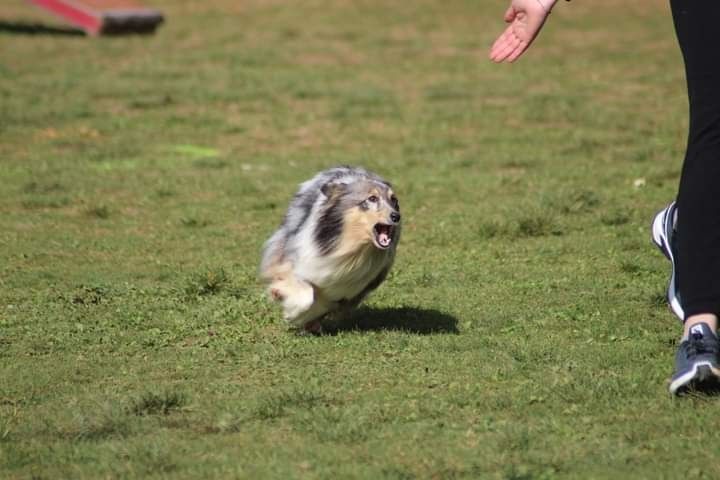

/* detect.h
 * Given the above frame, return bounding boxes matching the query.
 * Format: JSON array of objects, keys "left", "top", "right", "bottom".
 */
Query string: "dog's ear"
[{"left": 320, "top": 181, "right": 346, "bottom": 199}]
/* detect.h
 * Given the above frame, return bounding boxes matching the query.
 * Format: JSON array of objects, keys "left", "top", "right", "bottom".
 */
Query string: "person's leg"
[
  {"left": 665, "top": 0, "right": 720, "bottom": 395},
  {"left": 672, "top": 0, "right": 720, "bottom": 321}
]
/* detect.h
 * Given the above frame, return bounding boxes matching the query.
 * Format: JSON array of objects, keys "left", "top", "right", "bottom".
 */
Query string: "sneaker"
[
  {"left": 670, "top": 322, "right": 720, "bottom": 395},
  {"left": 651, "top": 202, "right": 684, "bottom": 320}
]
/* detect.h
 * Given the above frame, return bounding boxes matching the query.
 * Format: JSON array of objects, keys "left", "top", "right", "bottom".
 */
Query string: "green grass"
[{"left": 1, "top": 0, "right": 713, "bottom": 478}]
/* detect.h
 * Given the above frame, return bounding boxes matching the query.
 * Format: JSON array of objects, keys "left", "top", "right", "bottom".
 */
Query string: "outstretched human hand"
[{"left": 489, "top": 0, "right": 556, "bottom": 63}]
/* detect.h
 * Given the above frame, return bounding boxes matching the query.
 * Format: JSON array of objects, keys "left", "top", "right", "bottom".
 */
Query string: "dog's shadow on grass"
[
  {"left": 0, "top": 21, "right": 85, "bottom": 36},
  {"left": 326, "top": 306, "right": 459, "bottom": 335}
]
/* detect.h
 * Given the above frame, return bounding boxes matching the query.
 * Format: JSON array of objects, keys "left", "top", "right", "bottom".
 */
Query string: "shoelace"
[{"left": 687, "top": 335, "right": 719, "bottom": 357}]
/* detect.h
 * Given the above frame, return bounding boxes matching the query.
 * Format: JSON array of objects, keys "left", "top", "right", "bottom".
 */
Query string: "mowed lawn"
[{"left": 0, "top": 0, "right": 712, "bottom": 478}]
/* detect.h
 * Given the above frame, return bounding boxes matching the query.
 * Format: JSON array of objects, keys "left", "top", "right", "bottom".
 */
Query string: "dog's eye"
[
  {"left": 367, "top": 195, "right": 379, "bottom": 203},
  {"left": 390, "top": 195, "right": 399, "bottom": 207}
]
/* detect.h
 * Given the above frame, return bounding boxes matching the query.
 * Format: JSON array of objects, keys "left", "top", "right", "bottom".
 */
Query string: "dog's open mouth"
[{"left": 373, "top": 223, "right": 394, "bottom": 249}]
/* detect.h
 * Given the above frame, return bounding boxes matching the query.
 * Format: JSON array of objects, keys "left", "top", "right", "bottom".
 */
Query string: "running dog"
[{"left": 260, "top": 166, "right": 401, "bottom": 333}]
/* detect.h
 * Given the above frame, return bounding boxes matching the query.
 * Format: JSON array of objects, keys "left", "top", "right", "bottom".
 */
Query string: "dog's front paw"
[{"left": 282, "top": 284, "right": 315, "bottom": 321}]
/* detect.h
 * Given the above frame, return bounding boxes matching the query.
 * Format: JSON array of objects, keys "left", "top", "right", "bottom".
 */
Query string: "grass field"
[{"left": 1, "top": 0, "right": 715, "bottom": 478}]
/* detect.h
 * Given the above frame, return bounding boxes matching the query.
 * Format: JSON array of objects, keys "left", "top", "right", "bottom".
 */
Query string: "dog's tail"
[{"left": 259, "top": 228, "right": 288, "bottom": 282}]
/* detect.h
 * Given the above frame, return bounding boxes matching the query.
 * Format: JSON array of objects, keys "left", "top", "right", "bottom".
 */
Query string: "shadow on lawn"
[
  {"left": 0, "top": 21, "right": 84, "bottom": 36},
  {"left": 329, "top": 306, "right": 459, "bottom": 335}
]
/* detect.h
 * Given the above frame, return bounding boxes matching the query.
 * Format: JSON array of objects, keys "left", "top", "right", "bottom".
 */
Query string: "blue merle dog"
[{"left": 260, "top": 166, "right": 401, "bottom": 333}]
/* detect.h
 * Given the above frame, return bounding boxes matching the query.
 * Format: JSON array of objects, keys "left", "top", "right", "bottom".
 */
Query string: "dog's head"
[{"left": 319, "top": 174, "right": 401, "bottom": 253}]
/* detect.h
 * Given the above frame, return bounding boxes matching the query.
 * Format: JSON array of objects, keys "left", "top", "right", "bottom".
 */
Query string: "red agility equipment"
[{"left": 28, "top": 0, "right": 163, "bottom": 35}]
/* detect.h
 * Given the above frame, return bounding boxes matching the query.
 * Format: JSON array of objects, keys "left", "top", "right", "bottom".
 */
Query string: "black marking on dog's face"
[
  {"left": 389, "top": 193, "right": 400, "bottom": 213},
  {"left": 286, "top": 191, "right": 317, "bottom": 235},
  {"left": 315, "top": 182, "right": 346, "bottom": 255},
  {"left": 315, "top": 205, "right": 343, "bottom": 255}
]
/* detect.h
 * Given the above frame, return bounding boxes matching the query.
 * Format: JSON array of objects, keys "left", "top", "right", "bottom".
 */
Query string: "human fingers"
[
  {"left": 505, "top": 14, "right": 547, "bottom": 62},
  {"left": 489, "top": 28, "right": 518, "bottom": 62},
  {"left": 491, "top": 37, "right": 521, "bottom": 62},
  {"left": 490, "top": 27, "right": 523, "bottom": 62},
  {"left": 505, "top": 39, "right": 530, "bottom": 62}
]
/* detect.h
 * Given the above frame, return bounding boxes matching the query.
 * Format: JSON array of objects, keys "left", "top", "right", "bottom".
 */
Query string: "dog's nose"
[{"left": 390, "top": 212, "right": 401, "bottom": 223}]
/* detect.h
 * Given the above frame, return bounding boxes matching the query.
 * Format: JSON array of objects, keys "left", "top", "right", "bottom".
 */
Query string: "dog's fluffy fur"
[{"left": 260, "top": 166, "right": 401, "bottom": 332}]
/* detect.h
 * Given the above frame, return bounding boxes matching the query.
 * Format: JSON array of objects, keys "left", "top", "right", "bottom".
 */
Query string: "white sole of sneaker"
[
  {"left": 669, "top": 361, "right": 720, "bottom": 395},
  {"left": 650, "top": 209, "right": 669, "bottom": 257},
  {"left": 651, "top": 206, "right": 684, "bottom": 320}
]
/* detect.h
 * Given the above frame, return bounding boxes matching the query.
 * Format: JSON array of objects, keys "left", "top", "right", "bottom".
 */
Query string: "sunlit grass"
[{"left": 1, "top": 0, "right": 708, "bottom": 478}]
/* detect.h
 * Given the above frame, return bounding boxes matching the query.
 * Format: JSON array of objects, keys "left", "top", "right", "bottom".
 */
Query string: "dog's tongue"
[{"left": 378, "top": 231, "right": 391, "bottom": 247}]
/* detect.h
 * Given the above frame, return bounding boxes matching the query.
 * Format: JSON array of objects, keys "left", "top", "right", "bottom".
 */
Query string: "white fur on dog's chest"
[{"left": 295, "top": 249, "right": 388, "bottom": 302}]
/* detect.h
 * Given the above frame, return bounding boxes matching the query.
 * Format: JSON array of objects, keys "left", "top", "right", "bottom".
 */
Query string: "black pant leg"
[{"left": 670, "top": 0, "right": 720, "bottom": 318}]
